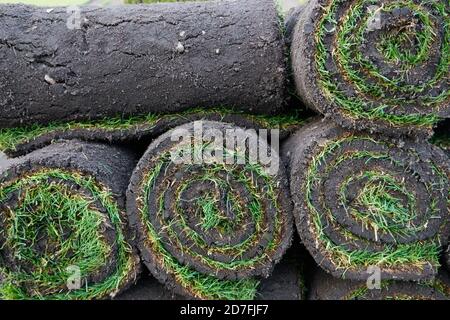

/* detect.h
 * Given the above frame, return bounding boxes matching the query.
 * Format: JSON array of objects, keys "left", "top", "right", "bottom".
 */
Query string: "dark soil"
[
  {"left": 281, "top": 117, "right": 450, "bottom": 281},
  {"left": 126, "top": 121, "right": 294, "bottom": 298},
  {"left": 0, "top": 140, "right": 141, "bottom": 298},
  {"left": 308, "top": 266, "right": 449, "bottom": 300},
  {"left": 0, "top": 0, "right": 287, "bottom": 128}
]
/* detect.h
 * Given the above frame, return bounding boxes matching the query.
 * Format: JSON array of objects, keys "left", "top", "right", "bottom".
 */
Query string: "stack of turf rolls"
[
  {"left": 283, "top": 0, "right": 450, "bottom": 300},
  {"left": 0, "top": 0, "right": 448, "bottom": 301},
  {"left": 0, "top": 0, "right": 301, "bottom": 300}
]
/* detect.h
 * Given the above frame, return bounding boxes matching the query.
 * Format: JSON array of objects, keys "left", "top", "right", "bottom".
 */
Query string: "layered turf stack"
[
  {"left": 127, "top": 121, "right": 293, "bottom": 299},
  {"left": 0, "top": 109, "right": 304, "bottom": 158},
  {"left": 282, "top": 118, "right": 450, "bottom": 281},
  {"left": 0, "top": 141, "right": 140, "bottom": 299},
  {"left": 291, "top": 0, "right": 449, "bottom": 136},
  {"left": 0, "top": 0, "right": 287, "bottom": 127},
  {"left": 308, "top": 267, "right": 450, "bottom": 300}
]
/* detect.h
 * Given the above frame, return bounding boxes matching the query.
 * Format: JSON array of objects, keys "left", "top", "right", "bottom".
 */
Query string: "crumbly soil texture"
[
  {"left": 0, "top": 0, "right": 287, "bottom": 128},
  {"left": 0, "top": 140, "right": 140, "bottom": 299},
  {"left": 282, "top": 117, "right": 450, "bottom": 281},
  {"left": 126, "top": 121, "right": 294, "bottom": 299},
  {"left": 291, "top": 0, "right": 449, "bottom": 137}
]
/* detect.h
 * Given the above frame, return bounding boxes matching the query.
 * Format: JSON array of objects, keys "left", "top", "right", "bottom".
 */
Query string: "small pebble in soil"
[{"left": 176, "top": 42, "right": 185, "bottom": 53}]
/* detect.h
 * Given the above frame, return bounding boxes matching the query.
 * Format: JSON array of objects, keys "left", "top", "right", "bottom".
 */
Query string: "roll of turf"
[
  {"left": 308, "top": 266, "right": 450, "bottom": 300},
  {"left": 0, "top": 0, "right": 287, "bottom": 128},
  {"left": 282, "top": 118, "right": 450, "bottom": 281},
  {"left": 0, "top": 109, "right": 305, "bottom": 158},
  {"left": 116, "top": 243, "right": 305, "bottom": 300},
  {"left": 0, "top": 140, "right": 140, "bottom": 299},
  {"left": 291, "top": 0, "right": 449, "bottom": 137},
  {"left": 127, "top": 120, "right": 293, "bottom": 299}
]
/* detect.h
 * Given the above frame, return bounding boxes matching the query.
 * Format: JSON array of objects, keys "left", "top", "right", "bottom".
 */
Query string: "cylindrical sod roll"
[
  {"left": 0, "top": 0, "right": 287, "bottom": 128},
  {"left": 308, "top": 267, "right": 449, "bottom": 300},
  {"left": 282, "top": 118, "right": 450, "bottom": 281},
  {"left": 0, "top": 140, "right": 140, "bottom": 299},
  {"left": 127, "top": 121, "right": 293, "bottom": 299},
  {"left": 291, "top": 0, "right": 449, "bottom": 137}
]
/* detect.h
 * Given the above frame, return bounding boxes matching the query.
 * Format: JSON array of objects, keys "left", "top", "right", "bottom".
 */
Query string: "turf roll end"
[
  {"left": 308, "top": 266, "right": 450, "bottom": 300},
  {"left": 291, "top": 0, "right": 449, "bottom": 137},
  {"left": 282, "top": 118, "right": 450, "bottom": 281},
  {"left": 0, "top": 140, "right": 140, "bottom": 299},
  {"left": 127, "top": 120, "right": 293, "bottom": 299}
]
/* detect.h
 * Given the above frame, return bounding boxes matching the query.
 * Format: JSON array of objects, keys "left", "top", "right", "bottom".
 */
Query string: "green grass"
[
  {"left": 0, "top": 108, "right": 307, "bottom": 153},
  {"left": 0, "top": 169, "right": 136, "bottom": 300},
  {"left": 314, "top": 0, "right": 449, "bottom": 128},
  {"left": 303, "top": 135, "right": 445, "bottom": 272},
  {"left": 135, "top": 142, "right": 284, "bottom": 299},
  {"left": 340, "top": 170, "right": 419, "bottom": 240}
]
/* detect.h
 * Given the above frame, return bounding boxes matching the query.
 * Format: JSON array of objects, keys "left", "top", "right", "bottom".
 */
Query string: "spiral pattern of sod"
[
  {"left": 127, "top": 121, "right": 293, "bottom": 299},
  {"left": 0, "top": 141, "right": 140, "bottom": 299},
  {"left": 0, "top": 108, "right": 306, "bottom": 158},
  {"left": 291, "top": 0, "right": 449, "bottom": 136},
  {"left": 282, "top": 118, "right": 450, "bottom": 281},
  {"left": 308, "top": 267, "right": 450, "bottom": 300}
]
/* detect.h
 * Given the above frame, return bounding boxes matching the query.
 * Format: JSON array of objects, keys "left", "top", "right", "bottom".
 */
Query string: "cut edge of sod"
[
  {"left": 128, "top": 121, "right": 292, "bottom": 299},
  {"left": 0, "top": 107, "right": 309, "bottom": 156},
  {"left": 0, "top": 168, "right": 138, "bottom": 300},
  {"left": 297, "top": 0, "right": 449, "bottom": 135}
]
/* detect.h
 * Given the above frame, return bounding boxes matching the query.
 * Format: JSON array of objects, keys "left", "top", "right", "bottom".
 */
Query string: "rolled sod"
[
  {"left": 0, "top": 140, "right": 140, "bottom": 299},
  {"left": 308, "top": 267, "right": 450, "bottom": 300},
  {"left": 291, "top": 0, "right": 449, "bottom": 137},
  {"left": 0, "top": 0, "right": 287, "bottom": 128},
  {"left": 126, "top": 120, "right": 293, "bottom": 299},
  {"left": 0, "top": 109, "right": 305, "bottom": 158},
  {"left": 115, "top": 244, "right": 305, "bottom": 300},
  {"left": 282, "top": 118, "right": 450, "bottom": 281}
]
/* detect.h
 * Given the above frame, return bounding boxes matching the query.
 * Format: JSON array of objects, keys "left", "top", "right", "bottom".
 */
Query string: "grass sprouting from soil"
[
  {"left": 135, "top": 143, "right": 284, "bottom": 299},
  {"left": 314, "top": 0, "right": 449, "bottom": 128},
  {"left": 0, "top": 108, "right": 307, "bottom": 153},
  {"left": 0, "top": 169, "right": 135, "bottom": 300},
  {"left": 303, "top": 135, "right": 444, "bottom": 272}
]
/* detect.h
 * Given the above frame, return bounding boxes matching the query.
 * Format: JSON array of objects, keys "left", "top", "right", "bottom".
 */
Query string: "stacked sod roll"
[
  {"left": 127, "top": 121, "right": 293, "bottom": 299},
  {"left": 282, "top": 118, "right": 450, "bottom": 281},
  {"left": 0, "top": 0, "right": 448, "bottom": 301},
  {"left": 115, "top": 245, "right": 305, "bottom": 301},
  {"left": 0, "top": 0, "right": 287, "bottom": 128},
  {"left": 291, "top": 0, "right": 449, "bottom": 136},
  {"left": 0, "top": 109, "right": 304, "bottom": 158},
  {"left": 308, "top": 267, "right": 450, "bottom": 300},
  {"left": 0, "top": 140, "right": 140, "bottom": 299}
]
